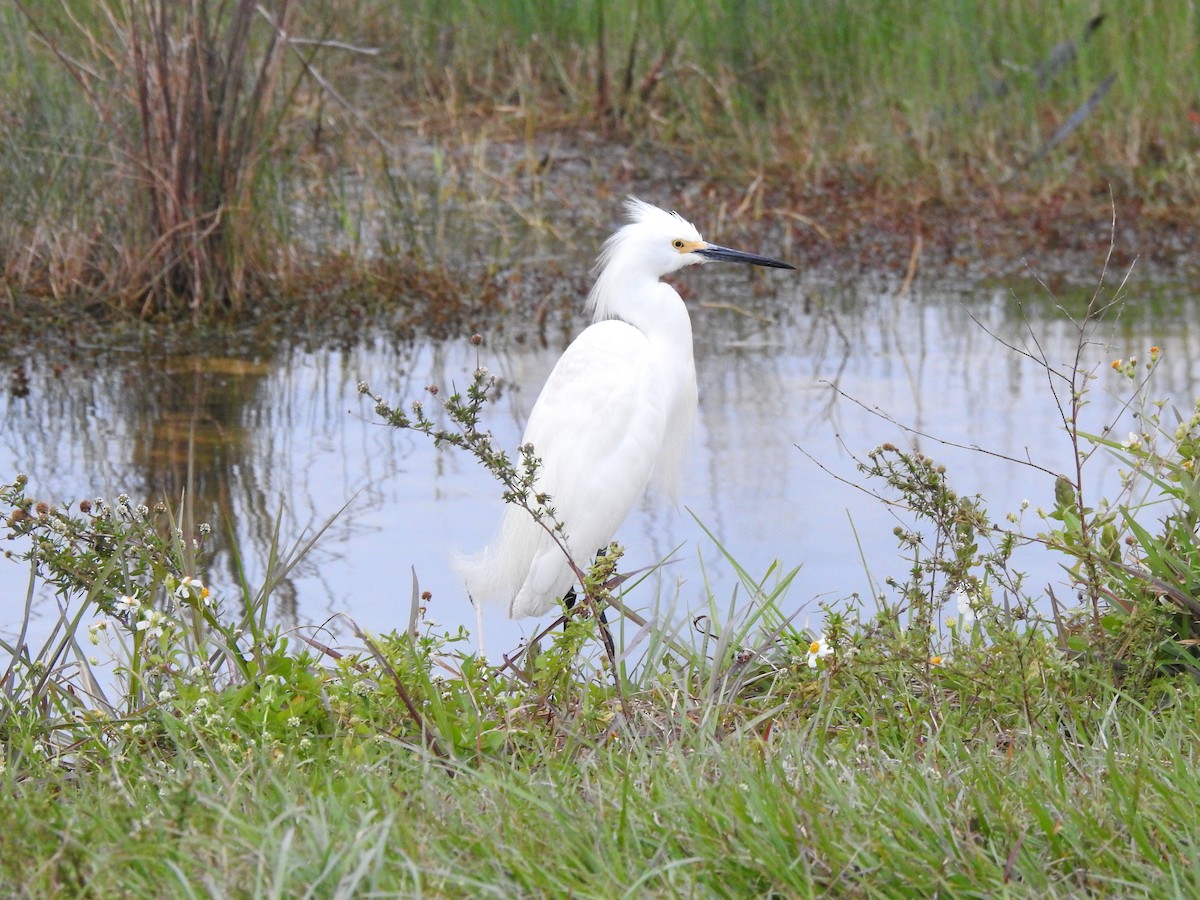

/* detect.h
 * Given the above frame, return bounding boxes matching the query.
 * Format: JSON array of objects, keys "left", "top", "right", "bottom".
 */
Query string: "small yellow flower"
[{"left": 930, "top": 656, "right": 943, "bottom": 666}]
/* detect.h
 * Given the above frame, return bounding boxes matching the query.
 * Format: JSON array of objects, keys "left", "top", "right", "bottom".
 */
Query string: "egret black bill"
[{"left": 697, "top": 244, "right": 795, "bottom": 270}]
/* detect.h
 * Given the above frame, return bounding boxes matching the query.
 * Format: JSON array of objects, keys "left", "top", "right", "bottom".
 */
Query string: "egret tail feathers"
[{"left": 455, "top": 505, "right": 569, "bottom": 619}]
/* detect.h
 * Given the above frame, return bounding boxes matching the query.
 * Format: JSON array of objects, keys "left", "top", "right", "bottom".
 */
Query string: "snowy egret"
[{"left": 458, "top": 198, "right": 795, "bottom": 619}]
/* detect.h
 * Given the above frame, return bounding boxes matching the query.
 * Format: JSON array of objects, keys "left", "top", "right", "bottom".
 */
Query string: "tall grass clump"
[{"left": 12, "top": 0, "right": 298, "bottom": 315}]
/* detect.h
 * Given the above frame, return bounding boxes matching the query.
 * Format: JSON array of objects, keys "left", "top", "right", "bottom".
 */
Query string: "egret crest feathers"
[{"left": 585, "top": 197, "right": 701, "bottom": 323}]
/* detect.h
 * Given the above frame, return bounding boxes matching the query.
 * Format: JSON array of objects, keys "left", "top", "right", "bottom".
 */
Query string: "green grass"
[
  {"left": 8, "top": 650, "right": 1200, "bottom": 896},
  {"left": 336, "top": 0, "right": 1198, "bottom": 191}
]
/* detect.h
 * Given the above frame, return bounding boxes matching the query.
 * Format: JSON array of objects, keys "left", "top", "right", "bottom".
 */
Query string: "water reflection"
[{"left": 2, "top": 267, "right": 1196, "bottom": 654}]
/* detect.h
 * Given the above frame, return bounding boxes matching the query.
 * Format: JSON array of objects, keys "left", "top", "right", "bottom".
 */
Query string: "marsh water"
[{"left": 2, "top": 251, "right": 1196, "bottom": 655}]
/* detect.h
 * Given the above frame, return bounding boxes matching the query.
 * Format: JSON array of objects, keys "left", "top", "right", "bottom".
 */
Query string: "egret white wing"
[{"left": 457, "top": 320, "right": 667, "bottom": 617}]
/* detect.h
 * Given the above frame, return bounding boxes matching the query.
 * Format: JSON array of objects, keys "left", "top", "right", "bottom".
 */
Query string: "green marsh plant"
[
  {"left": 1044, "top": 349, "right": 1200, "bottom": 684},
  {"left": 845, "top": 219, "right": 1200, "bottom": 704},
  {"left": 0, "top": 473, "right": 340, "bottom": 770}
]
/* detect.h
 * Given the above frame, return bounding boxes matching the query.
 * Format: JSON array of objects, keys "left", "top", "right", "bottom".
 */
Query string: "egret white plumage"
[{"left": 458, "top": 198, "right": 794, "bottom": 619}]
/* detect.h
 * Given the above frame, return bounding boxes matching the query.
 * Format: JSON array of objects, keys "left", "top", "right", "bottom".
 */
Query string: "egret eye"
[{"left": 672, "top": 239, "right": 686, "bottom": 250}]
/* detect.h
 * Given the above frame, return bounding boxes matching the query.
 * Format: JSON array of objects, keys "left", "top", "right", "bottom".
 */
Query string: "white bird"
[{"left": 458, "top": 198, "right": 794, "bottom": 619}]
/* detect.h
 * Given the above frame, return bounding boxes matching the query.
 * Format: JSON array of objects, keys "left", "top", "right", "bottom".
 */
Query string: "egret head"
[
  {"left": 595, "top": 197, "right": 795, "bottom": 280},
  {"left": 587, "top": 197, "right": 794, "bottom": 323}
]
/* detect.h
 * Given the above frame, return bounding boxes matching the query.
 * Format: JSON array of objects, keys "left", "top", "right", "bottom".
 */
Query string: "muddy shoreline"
[{"left": 1, "top": 129, "right": 1193, "bottom": 360}]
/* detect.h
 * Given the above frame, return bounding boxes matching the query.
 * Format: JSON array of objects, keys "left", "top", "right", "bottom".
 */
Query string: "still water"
[{"left": 2, "top": 261, "right": 1195, "bottom": 655}]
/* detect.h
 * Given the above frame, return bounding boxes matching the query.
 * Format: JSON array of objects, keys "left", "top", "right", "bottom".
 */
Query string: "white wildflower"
[
  {"left": 806, "top": 635, "right": 833, "bottom": 669},
  {"left": 135, "top": 609, "right": 167, "bottom": 639},
  {"left": 955, "top": 590, "right": 977, "bottom": 630},
  {"left": 175, "top": 575, "right": 202, "bottom": 599},
  {"left": 115, "top": 594, "right": 141, "bottom": 614}
]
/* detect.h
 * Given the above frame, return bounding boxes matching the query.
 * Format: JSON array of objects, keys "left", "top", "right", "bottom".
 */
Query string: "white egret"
[{"left": 458, "top": 197, "right": 794, "bottom": 619}]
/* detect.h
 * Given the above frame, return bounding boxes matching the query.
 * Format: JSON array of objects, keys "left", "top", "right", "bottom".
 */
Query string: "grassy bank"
[
  {"left": 8, "top": 679, "right": 1200, "bottom": 895},
  {"left": 0, "top": 0, "right": 1196, "bottom": 316},
  {"left": 5, "top": 464, "right": 1200, "bottom": 895},
  {"left": 5, "top": 500, "right": 1200, "bottom": 896}
]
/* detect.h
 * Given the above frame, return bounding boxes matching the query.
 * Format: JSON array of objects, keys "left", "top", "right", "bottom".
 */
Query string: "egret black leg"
[{"left": 562, "top": 548, "right": 616, "bottom": 660}]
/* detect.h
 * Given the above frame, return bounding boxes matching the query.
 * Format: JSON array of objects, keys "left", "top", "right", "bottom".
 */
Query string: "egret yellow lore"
[{"left": 458, "top": 198, "right": 795, "bottom": 619}]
